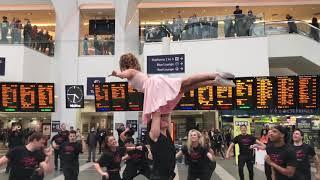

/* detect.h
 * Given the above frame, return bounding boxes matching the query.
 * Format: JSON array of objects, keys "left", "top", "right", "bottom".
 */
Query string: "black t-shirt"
[
  {"left": 149, "top": 131, "right": 176, "bottom": 177},
  {"left": 181, "top": 145, "right": 209, "bottom": 173},
  {"left": 127, "top": 145, "right": 148, "bottom": 164},
  {"left": 60, "top": 141, "right": 83, "bottom": 168},
  {"left": 266, "top": 144, "right": 297, "bottom": 180},
  {"left": 98, "top": 147, "right": 126, "bottom": 171},
  {"left": 51, "top": 134, "right": 67, "bottom": 147},
  {"left": 233, "top": 134, "right": 256, "bottom": 156},
  {"left": 292, "top": 144, "right": 315, "bottom": 175},
  {"left": 6, "top": 146, "right": 46, "bottom": 180}
]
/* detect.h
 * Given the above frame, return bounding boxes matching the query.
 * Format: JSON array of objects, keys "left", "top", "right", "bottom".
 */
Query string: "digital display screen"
[
  {"left": 110, "top": 82, "right": 127, "bottom": 111},
  {"left": 175, "top": 90, "right": 197, "bottom": 110},
  {"left": 298, "top": 75, "right": 317, "bottom": 109},
  {"left": 215, "top": 86, "right": 233, "bottom": 110},
  {"left": 1, "top": 83, "right": 19, "bottom": 112},
  {"left": 37, "top": 83, "right": 54, "bottom": 112},
  {"left": 235, "top": 78, "right": 255, "bottom": 110},
  {"left": 19, "top": 83, "right": 37, "bottom": 112},
  {"left": 276, "top": 76, "right": 297, "bottom": 109},
  {"left": 127, "top": 85, "right": 143, "bottom": 111},
  {"left": 94, "top": 83, "right": 111, "bottom": 112},
  {"left": 197, "top": 86, "right": 215, "bottom": 110},
  {"left": 256, "top": 77, "right": 275, "bottom": 109}
]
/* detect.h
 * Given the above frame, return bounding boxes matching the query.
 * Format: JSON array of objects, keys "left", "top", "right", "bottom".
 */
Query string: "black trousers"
[
  {"left": 54, "top": 149, "right": 62, "bottom": 169},
  {"left": 122, "top": 162, "right": 151, "bottom": 180},
  {"left": 294, "top": 170, "right": 311, "bottom": 180},
  {"left": 63, "top": 167, "right": 79, "bottom": 180},
  {"left": 187, "top": 171, "right": 211, "bottom": 180},
  {"left": 238, "top": 155, "right": 254, "bottom": 180},
  {"left": 264, "top": 162, "right": 272, "bottom": 180},
  {"left": 102, "top": 172, "right": 121, "bottom": 180}
]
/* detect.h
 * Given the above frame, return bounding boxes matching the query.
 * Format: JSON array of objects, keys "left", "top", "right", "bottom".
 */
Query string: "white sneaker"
[
  {"left": 217, "top": 72, "right": 235, "bottom": 79},
  {"left": 214, "top": 76, "right": 236, "bottom": 87}
]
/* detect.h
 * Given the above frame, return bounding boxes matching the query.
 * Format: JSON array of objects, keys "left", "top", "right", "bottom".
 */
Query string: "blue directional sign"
[{"left": 147, "top": 54, "right": 185, "bottom": 74}]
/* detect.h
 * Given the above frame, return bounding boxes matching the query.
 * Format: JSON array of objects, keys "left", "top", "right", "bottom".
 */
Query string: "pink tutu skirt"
[{"left": 142, "top": 75, "right": 183, "bottom": 124}]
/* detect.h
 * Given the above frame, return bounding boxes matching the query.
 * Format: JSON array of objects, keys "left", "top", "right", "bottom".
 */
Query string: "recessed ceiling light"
[
  {"left": 26, "top": 12, "right": 32, "bottom": 16},
  {"left": 97, "top": 12, "right": 103, "bottom": 15}
]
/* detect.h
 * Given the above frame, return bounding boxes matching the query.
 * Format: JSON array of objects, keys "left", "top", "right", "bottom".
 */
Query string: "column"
[
  {"left": 113, "top": 0, "right": 141, "bottom": 140},
  {"left": 51, "top": 0, "right": 80, "bottom": 129}
]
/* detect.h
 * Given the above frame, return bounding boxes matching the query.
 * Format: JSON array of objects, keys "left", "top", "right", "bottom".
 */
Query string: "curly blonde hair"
[
  {"left": 119, "top": 53, "right": 141, "bottom": 71},
  {"left": 187, "top": 129, "right": 205, "bottom": 154}
]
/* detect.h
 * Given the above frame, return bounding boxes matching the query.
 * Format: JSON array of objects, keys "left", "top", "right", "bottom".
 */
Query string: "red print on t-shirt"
[
  {"left": 295, "top": 150, "right": 305, "bottom": 160},
  {"left": 65, "top": 145, "right": 75, "bottom": 154},
  {"left": 114, "top": 154, "right": 121, "bottom": 163},
  {"left": 190, "top": 152, "right": 201, "bottom": 161},
  {"left": 269, "top": 154, "right": 283, "bottom": 165},
  {"left": 21, "top": 156, "right": 37, "bottom": 167}
]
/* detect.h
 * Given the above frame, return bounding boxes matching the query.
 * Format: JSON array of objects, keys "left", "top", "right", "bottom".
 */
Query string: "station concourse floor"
[{"left": 0, "top": 146, "right": 317, "bottom": 180}]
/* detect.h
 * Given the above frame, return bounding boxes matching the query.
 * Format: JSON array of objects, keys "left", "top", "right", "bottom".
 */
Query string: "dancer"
[
  {"left": 292, "top": 129, "right": 320, "bottom": 180},
  {"left": 264, "top": 125, "right": 296, "bottom": 180},
  {"left": 0, "top": 132, "right": 53, "bottom": 180},
  {"left": 94, "top": 135, "right": 143, "bottom": 180},
  {"left": 226, "top": 124, "right": 264, "bottom": 180},
  {"left": 109, "top": 53, "right": 235, "bottom": 123},
  {"left": 122, "top": 137, "right": 151, "bottom": 180},
  {"left": 60, "top": 130, "right": 85, "bottom": 180},
  {"left": 148, "top": 113, "right": 176, "bottom": 180},
  {"left": 176, "top": 129, "right": 215, "bottom": 180}
]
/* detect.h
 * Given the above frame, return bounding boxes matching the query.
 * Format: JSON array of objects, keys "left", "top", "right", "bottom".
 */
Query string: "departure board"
[
  {"left": 256, "top": 77, "right": 275, "bottom": 109},
  {"left": 127, "top": 85, "right": 143, "bottom": 111},
  {"left": 175, "top": 90, "right": 197, "bottom": 110},
  {"left": 19, "top": 83, "right": 37, "bottom": 112},
  {"left": 197, "top": 86, "right": 215, "bottom": 110},
  {"left": 37, "top": 83, "right": 54, "bottom": 112},
  {"left": 276, "top": 76, "right": 297, "bottom": 109},
  {"left": 110, "top": 82, "right": 127, "bottom": 111},
  {"left": 298, "top": 75, "right": 317, "bottom": 109},
  {"left": 94, "top": 83, "right": 111, "bottom": 112},
  {"left": 1, "top": 83, "right": 19, "bottom": 112},
  {"left": 235, "top": 78, "right": 255, "bottom": 110},
  {"left": 215, "top": 86, "right": 233, "bottom": 110}
]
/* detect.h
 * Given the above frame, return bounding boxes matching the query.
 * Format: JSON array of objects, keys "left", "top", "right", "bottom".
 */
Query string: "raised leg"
[{"left": 181, "top": 78, "right": 235, "bottom": 93}]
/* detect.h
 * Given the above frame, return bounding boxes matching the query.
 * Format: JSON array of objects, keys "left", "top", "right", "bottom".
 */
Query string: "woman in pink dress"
[{"left": 109, "top": 53, "right": 235, "bottom": 124}]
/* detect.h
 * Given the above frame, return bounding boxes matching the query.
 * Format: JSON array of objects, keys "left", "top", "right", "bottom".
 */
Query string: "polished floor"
[{"left": 0, "top": 149, "right": 317, "bottom": 180}]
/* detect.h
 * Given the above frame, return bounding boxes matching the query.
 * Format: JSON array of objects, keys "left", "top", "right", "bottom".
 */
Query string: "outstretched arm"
[
  {"left": 226, "top": 143, "right": 235, "bottom": 159},
  {"left": 109, "top": 69, "right": 136, "bottom": 79},
  {"left": 0, "top": 156, "right": 8, "bottom": 167}
]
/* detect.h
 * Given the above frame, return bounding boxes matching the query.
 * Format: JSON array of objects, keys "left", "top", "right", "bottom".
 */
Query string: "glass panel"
[
  {"left": 79, "top": 38, "right": 115, "bottom": 56},
  {"left": 265, "top": 20, "right": 320, "bottom": 42},
  {"left": 0, "top": 15, "right": 55, "bottom": 57},
  {"left": 140, "top": 13, "right": 265, "bottom": 42},
  {"left": 79, "top": 9, "right": 115, "bottom": 56}
]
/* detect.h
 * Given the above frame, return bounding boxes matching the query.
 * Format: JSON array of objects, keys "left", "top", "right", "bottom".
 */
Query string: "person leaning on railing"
[{"left": 310, "top": 17, "right": 319, "bottom": 42}]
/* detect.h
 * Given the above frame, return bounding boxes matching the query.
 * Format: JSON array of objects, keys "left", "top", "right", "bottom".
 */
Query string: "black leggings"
[
  {"left": 122, "top": 162, "right": 151, "bottom": 180},
  {"left": 238, "top": 155, "right": 254, "bottom": 180},
  {"left": 63, "top": 167, "right": 79, "bottom": 180},
  {"left": 187, "top": 172, "right": 211, "bottom": 180},
  {"left": 54, "top": 149, "right": 62, "bottom": 169},
  {"left": 102, "top": 172, "right": 121, "bottom": 180}
]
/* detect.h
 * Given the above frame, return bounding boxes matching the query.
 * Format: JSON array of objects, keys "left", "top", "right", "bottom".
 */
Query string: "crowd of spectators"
[{"left": 0, "top": 16, "right": 54, "bottom": 56}]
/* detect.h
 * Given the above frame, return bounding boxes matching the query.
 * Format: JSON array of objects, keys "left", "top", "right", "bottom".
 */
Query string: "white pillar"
[
  {"left": 112, "top": 0, "right": 140, "bottom": 139},
  {"left": 51, "top": 0, "right": 80, "bottom": 129},
  {"left": 162, "top": 36, "right": 171, "bottom": 54}
]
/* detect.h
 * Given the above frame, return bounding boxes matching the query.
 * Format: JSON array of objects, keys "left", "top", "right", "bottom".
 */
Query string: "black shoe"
[
  {"left": 86, "top": 160, "right": 90, "bottom": 163},
  {"left": 54, "top": 167, "right": 58, "bottom": 171},
  {"left": 5, "top": 170, "right": 9, "bottom": 174},
  {"left": 60, "top": 168, "right": 63, "bottom": 171}
]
